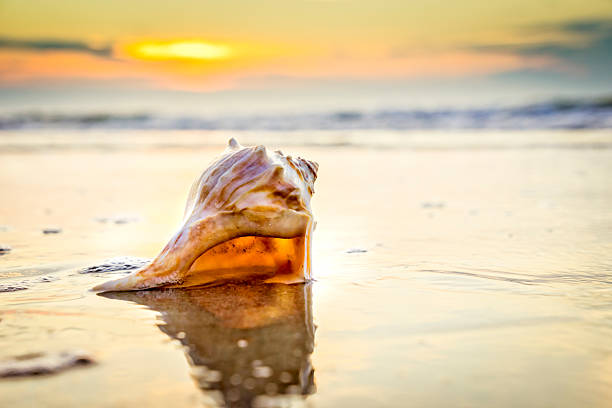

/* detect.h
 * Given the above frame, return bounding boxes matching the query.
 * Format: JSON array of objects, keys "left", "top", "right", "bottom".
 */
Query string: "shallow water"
[{"left": 1, "top": 130, "right": 612, "bottom": 407}]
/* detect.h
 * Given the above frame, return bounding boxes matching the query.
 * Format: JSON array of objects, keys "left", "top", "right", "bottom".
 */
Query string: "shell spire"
[
  {"left": 228, "top": 137, "right": 241, "bottom": 149},
  {"left": 94, "top": 139, "right": 318, "bottom": 292}
]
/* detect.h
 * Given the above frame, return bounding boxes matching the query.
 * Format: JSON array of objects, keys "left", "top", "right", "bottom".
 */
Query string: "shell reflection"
[{"left": 103, "top": 283, "right": 315, "bottom": 407}]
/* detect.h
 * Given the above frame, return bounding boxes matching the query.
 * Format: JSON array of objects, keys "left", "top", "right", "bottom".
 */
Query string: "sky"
[{"left": 0, "top": 0, "right": 611, "bottom": 111}]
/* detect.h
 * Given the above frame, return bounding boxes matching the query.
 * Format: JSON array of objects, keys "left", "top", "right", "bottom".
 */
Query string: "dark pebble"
[
  {"left": 0, "top": 284, "right": 28, "bottom": 293},
  {"left": 0, "top": 350, "right": 95, "bottom": 378}
]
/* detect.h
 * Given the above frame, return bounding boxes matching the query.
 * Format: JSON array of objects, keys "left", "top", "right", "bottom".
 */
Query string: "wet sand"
[{"left": 1, "top": 130, "right": 612, "bottom": 407}]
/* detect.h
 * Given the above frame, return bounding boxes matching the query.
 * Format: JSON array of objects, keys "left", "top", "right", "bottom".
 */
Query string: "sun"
[{"left": 125, "top": 40, "right": 232, "bottom": 61}]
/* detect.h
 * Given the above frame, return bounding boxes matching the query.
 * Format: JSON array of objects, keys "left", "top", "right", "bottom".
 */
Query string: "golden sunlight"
[{"left": 125, "top": 40, "right": 232, "bottom": 61}]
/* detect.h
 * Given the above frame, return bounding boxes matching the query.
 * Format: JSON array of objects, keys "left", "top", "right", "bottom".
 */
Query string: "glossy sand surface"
[{"left": 1, "top": 130, "right": 611, "bottom": 407}]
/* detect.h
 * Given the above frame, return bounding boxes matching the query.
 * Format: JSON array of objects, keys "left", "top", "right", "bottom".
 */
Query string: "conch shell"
[{"left": 94, "top": 138, "right": 317, "bottom": 292}]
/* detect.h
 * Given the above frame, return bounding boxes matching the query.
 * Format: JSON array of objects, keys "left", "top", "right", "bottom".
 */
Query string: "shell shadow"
[{"left": 101, "top": 283, "right": 315, "bottom": 407}]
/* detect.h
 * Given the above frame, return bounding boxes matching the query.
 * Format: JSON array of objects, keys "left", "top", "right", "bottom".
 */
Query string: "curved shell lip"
[
  {"left": 94, "top": 271, "right": 316, "bottom": 294},
  {"left": 92, "top": 207, "right": 314, "bottom": 293},
  {"left": 92, "top": 235, "right": 311, "bottom": 293}
]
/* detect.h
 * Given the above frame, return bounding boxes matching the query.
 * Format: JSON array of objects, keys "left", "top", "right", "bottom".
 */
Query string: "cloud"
[
  {"left": 0, "top": 37, "right": 112, "bottom": 57},
  {"left": 470, "top": 19, "right": 612, "bottom": 77},
  {"left": 545, "top": 19, "right": 612, "bottom": 35}
]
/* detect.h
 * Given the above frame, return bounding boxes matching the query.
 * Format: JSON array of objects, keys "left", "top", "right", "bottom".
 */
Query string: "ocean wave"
[{"left": 1, "top": 99, "right": 612, "bottom": 130}]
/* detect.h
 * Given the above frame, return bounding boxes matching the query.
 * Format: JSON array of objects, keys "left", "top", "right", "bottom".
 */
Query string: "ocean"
[
  {"left": 1, "top": 98, "right": 612, "bottom": 131},
  {"left": 1, "top": 107, "right": 611, "bottom": 407}
]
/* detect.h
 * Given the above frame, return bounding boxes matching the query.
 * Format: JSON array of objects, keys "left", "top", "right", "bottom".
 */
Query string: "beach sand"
[{"left": 1, "top": 130, "right": 611, "bottom": 407}]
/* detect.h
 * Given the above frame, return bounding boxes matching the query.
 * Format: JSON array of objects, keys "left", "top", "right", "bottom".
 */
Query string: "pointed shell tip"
[{"left": 228, "top": 138, "right": 240, "bottom": 149}]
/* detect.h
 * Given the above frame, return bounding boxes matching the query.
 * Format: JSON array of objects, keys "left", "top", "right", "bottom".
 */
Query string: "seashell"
[{"left": 93, "top": 138, "right": 318, "bottom": 292}]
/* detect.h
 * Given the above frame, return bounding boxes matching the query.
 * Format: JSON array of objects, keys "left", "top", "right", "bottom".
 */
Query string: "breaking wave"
[{"left": 1, "top": 98, "right": 612, "bottom": 131}]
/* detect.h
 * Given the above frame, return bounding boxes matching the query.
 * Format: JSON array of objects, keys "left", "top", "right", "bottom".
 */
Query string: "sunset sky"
[{"left": 1, "top": 0, "right": 611, "bottom": 110}]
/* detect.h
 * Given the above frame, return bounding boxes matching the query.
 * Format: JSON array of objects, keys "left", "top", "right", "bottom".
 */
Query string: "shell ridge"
[
  {"left": 214, "top": 165, "right": 273, "bottom": 211},
  {"left": 216, "top": 151, "right": 274, "bottom": 205},
  {"left": 201, "top": 148, "right": 271, "bottom": 210},
  {"left": 196, "top": 147, "right": 260, "bottom": 210}
]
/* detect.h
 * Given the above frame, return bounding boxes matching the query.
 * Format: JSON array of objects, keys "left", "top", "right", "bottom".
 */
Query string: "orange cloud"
[
  {"left": 0, "top": 41, "right": 559, "bottom": 92},
  {"left": 0, "top": 50, "right": 142, "bottom": 82}
]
